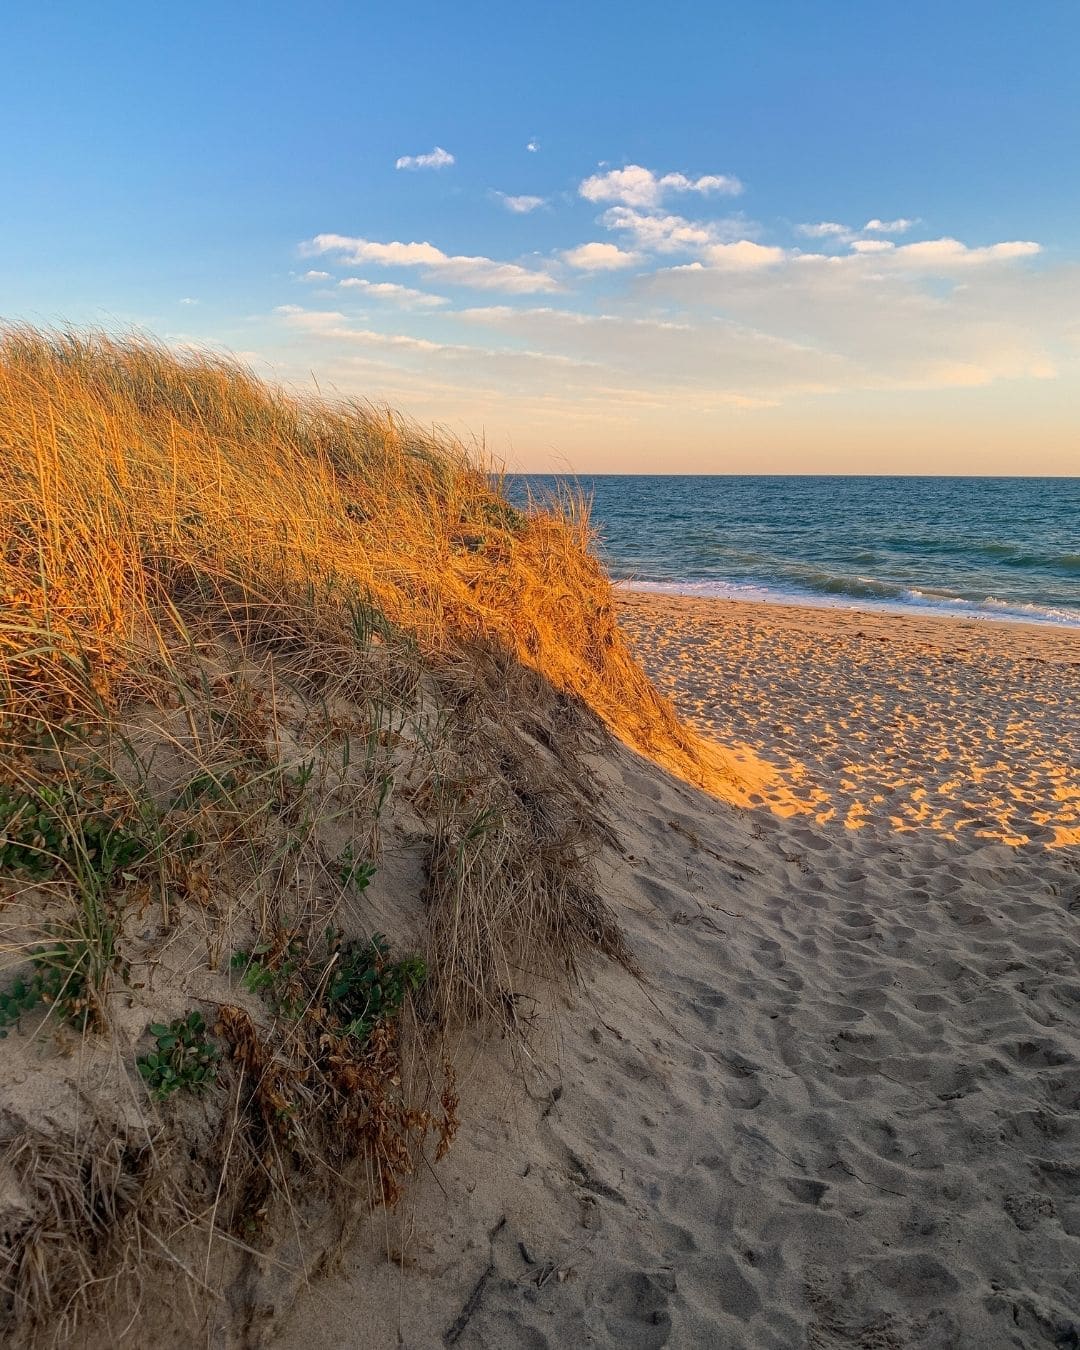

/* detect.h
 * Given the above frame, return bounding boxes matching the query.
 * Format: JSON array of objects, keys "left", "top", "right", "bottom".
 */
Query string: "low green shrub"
[
  {"left": 231, "top": 928, "right": 426, "bottom": 1045},
  {"left": 137, "top": 1010, "right": 220, "bottom": 1099},
  {"left": 0, "top": 782, "right": 147, "bottom": 880},
  {"left": 0, "top": 938, "right": 104, "bottom": 1036}
]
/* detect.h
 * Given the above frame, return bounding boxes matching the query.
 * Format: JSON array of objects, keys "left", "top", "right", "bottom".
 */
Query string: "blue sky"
[{"left": 3, "top": 1, "right": 1078, "bottom": 472}]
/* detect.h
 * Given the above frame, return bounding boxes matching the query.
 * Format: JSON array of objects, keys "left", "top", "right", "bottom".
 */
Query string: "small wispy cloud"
[
  {"left": 562, "top": 242, "right": 641, "bottom": 271},
  {"left": 299, "top": 270, "right": 331, "bottom": 282},
  {"left": 496, "top": 192, "right": 546, "bottom": 214},
  {"left": 580, "top": 164, "right": 742, "bottom": 208},
  {"left": 338, "top": 278, "right": 447, "bottom": 307},
  {"left": 797, "top": 218, "right": 919, "bottom": 244},
  {"left": 602, "top": 207, "right": 747, "bottom": 254},
  {"left": 303, "top": 233, "right": 561, "bottom": 294},
  {"left": 863, "top": 217, "right": 918, "bottom": 233},
  {"left": 795, "top": 221, "right": 851, "bottom": 239},
  {"left": 526, "top": 138, "right": 539, "bottom": 152},
  {"left": 275, "top": 306, "right": 448, "bottom": 351},
  {"left": 179, "top": 297, "right": 198, "bottom": 305},
  {"left": 395, "top": 145, "right": 455, "bottom": 171}
]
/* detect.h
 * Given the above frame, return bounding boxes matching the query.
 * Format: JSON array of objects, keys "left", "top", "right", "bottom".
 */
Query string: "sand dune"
[{"left": 273, "top": 599, "right": 1080, "bottom": 1349}]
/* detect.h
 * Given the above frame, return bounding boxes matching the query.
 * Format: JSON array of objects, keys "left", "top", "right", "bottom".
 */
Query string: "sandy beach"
[
  {"left": 618, "top": 592, "right": 1080, "bottom": 849},
  {"left": 269, "top": 597, "right": 1080, "bottom": 1349}
]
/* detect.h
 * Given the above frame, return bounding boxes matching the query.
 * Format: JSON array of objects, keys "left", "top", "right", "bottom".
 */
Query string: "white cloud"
[
  {"left": 579, "top": 163, "right": 742, "bottom": 208},
  {"left": 274, "top": 305, "right": 597, "bottom": 375},
  {"left": 308, "top": 236, "right": 444, "bottom": 267},
  {"left": 600, "top": 207, "right": 746, "bottom": 254},
  {"left": 497, "top": 192, "right": 546, "bottom": 214},
  {"left": 179, "top": 297, "right": 198, "bottom": 305},
  {"left": 300, "top": 270, "right": 331, "bottom": 282},
  {"left": 526, "top": 139, "right": 539, "bottom": 153},
  {"left": 562, "top": 241, "right": 641, "bottom": 271},
  {"left": 703, "top": 241, "right": 786, "bottom": 270},
  {"left": 337, "top": 278, "right": 447, "bottom": 307},
  {"left": 303, "top": 233, "right": 561, "bottom": 294},
  {"left": 394, "top": 145, "right": 455, "bottom": 171},
  {"left": 888, "top": 237, "right": 1040, "bottom": 269},
  {"left": 863, "top": 217, "right": 918, "bottom": 233},
  {"left": 850, "top": 239, "right": 894, "bottom": 254},
  {"left": 275, "top": 307, "right": 447, "bottom": 351},
  {"left": 796, "top": 221, "right": 851, "bottom": 239}
]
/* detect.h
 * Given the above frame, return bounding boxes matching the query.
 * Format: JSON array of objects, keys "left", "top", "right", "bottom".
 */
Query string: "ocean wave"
[
  {"left": 618, "top": 577, "right": 1080, "bottom": 628},
  {"left": 880, "top": 537, "right": 1080, "bottom": 574}
]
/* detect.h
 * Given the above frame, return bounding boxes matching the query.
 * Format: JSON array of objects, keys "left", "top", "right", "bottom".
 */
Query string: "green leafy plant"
[
  {"left": 0, "top": 937, "right": 106, "bottom": 1037},
  {"left": 324, "top": 931, "right": 426, "bottom": 1042},
  {"left": 137, "top": 1010, "right": 220, "bottom": 1099},
  {"left": 337, "top": 844, "right": 376, "bottom": 896},
  {"left": 0, "top": 786, "right": 68, "bottom": 876},
  {"left": 231, "top": 927, "right": 426, "bottom": 1046},
  {"left": 479, "top": 498, "right": 527, "bottom": 533},
  {"left": 0, "top": 782, "right": 147, "bottom": 881},
  {"left": 231, "top": 937, "right": 306, "bottom": 1014}
]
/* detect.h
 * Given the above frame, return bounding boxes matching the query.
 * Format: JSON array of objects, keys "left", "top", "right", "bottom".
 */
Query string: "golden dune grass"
[{"left": 0, "top": 325, "right": 777, "bottom": 805}]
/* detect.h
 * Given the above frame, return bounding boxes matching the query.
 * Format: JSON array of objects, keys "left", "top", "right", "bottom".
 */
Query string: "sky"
[{"left": 2, "top": 1, "right": 1078, "bottom": 474}]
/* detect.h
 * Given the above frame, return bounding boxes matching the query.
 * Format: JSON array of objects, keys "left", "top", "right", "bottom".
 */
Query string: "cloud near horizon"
[{"left": 277, "top": 166, "right": 1072, "bottom": 471}]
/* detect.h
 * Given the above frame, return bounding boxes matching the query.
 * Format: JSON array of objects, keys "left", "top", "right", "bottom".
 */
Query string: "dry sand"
[
  {"left": 273, "top": 597, "right": 1080, "bottom": 1349},
  {"left": 618, "top": 592, "right": 1080, "bottom": 849}
]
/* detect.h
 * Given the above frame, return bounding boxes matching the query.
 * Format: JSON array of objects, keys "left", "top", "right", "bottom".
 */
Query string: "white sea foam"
[{"left": 618, "top": 578, "right": 1080, "bottom": 628}]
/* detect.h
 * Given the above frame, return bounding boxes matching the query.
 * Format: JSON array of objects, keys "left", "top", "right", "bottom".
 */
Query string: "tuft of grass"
[{"left": 337, "top": 842, "right": 376, "bottom": 896}]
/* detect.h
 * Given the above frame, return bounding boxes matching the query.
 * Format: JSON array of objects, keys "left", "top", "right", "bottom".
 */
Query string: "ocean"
[{"left": 509, "top": 476, "right": 1080, "bottom": 628}]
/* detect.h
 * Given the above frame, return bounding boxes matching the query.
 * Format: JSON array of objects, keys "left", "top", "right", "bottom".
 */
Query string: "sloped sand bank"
[{"left": 274, "top": 600, "right": 1080, "bottom": 1349}]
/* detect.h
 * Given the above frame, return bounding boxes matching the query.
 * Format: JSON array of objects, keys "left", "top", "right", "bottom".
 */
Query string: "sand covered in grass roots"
[{"left": 273, "top": 597, "right": 1080, "bottom": 1349}]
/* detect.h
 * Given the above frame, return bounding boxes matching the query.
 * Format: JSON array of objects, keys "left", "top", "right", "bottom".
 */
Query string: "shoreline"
[{"left": 616, "top": 581, "right": 1080, "bottom": 632}]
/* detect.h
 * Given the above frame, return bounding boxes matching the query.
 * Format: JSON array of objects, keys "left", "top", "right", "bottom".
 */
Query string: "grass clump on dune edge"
[
  {"left": 0, "top": 325, "right": 726, "bottom": 1345},
  {"left": 0, "top": 324, "right": 735, "bottom": 794}
]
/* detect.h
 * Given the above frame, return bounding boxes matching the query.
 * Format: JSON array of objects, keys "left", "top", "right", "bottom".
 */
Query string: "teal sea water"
[{"left": 510, "top": 476, "right": 1080, "bottom": 628}]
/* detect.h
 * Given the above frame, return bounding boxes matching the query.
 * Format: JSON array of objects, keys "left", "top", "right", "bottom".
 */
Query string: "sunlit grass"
[{"left": 0, "top": 323, "right": 746, "bottom": 793}]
